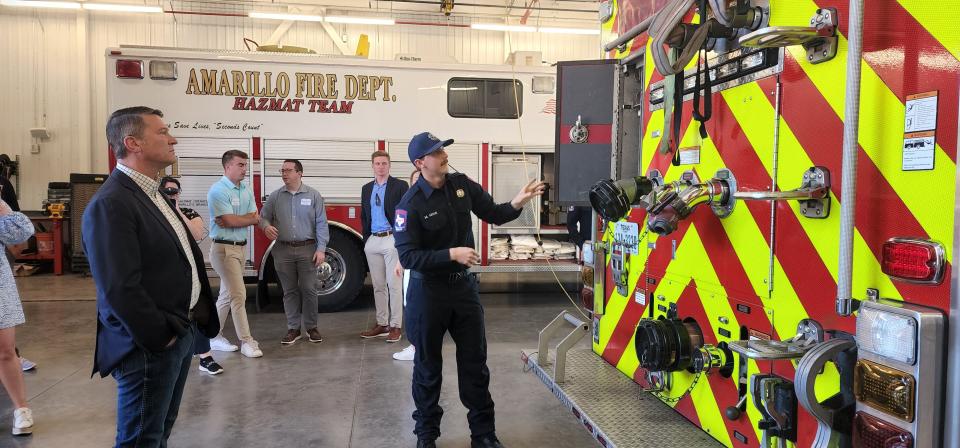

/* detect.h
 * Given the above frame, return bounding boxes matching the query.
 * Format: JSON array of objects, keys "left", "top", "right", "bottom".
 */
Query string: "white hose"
[{"left": 835, "top": 0, "right": 864, "bottom": 316}]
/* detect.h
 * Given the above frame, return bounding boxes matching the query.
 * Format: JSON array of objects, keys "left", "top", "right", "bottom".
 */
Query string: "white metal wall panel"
[
  {"left": 264, "top": 176, "right": 368, "bottom": 204},
  {"left": 174, "top": 137, "right": 250, "bottom": 158},
  {"left": 262, "top": 139, "right": 375, "bottom": 203},
  {"left": 263, "top": 140, "right": 375, "bottom": 160},
  {"left": 264, "top": 160, "right": 372, "bottom": 178}
]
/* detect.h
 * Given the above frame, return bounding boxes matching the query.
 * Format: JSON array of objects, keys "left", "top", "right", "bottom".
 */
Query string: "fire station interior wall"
[{"left": 0, "top": 7, "right": 600, "bottom": 209}]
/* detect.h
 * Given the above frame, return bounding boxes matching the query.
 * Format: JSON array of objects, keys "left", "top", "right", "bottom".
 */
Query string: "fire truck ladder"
[{"left": 522, "top": 312, "right": 723, "bottom": 448}]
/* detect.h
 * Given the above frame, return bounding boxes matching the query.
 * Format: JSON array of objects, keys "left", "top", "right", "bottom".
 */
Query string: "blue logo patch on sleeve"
[{"left": 394, "top": 209, "right": 408, "bottom": 232}]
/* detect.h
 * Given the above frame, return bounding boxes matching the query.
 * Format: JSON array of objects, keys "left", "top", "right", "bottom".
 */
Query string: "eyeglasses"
[{"left": 161, "top": 187, "right": 180, "bottom": 195}]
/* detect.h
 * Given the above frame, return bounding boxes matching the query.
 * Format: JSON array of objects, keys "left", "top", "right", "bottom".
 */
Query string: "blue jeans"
[
  {"left": 192, "top": 325, "right": 210, "bottom": 355},
  {"left": 112, "top": 324, "right": 195, "bottom": 448}
]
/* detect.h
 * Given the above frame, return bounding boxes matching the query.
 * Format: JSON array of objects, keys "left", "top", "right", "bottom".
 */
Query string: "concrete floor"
[{"left": 3, "top": 274, "right": 598, "bottom": 448}]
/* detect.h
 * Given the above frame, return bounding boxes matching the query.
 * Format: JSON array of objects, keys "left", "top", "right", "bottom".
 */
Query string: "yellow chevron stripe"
[
  {"left": 779, "top": 1, "right": 956, "bottom": 263},
  {"left": 598, "top": 109, "right": 701, "bottom": 358},
  {"left": 668, "top": 227, "right": 739, "bottom": 447},
  {"left": 717, "top": 82, "right": 851, "bottom": 410},
  {"left": 896, "top": 0, "right": 960, "bottom": 61},
  {"left": 627, "top": 226, "right": 738, "bottom": 446},
  {"left": 721, "top": 82, "right": 904, "bottom": 301}
]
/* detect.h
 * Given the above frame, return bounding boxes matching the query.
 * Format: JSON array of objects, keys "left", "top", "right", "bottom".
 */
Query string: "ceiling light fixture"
[
  {"left": 249, "top": 11, "right": 324, "bottom": 22},
  {"left": 82, "top": 3, "right": 162, "bottom": 13},
  {"left": 0, "top": 0, "right": 80, "bottom": 9}
]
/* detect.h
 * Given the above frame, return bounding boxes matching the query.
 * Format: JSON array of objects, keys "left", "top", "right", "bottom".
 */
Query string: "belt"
[
  {"left": 410, "top": 270, "right": 474, "bottom": 284},
  {"left": 279, "top": 239, "right": 316, "bottom": 247},
  {"left": 214, "top": 239, "right": 246, "bottom": 246},
  {"left": 372, "top": 230, "right": 393, "bottom": 237}
]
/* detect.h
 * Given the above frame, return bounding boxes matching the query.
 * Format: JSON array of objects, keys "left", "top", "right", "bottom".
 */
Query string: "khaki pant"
[
  {"left": 209, "top": 243, "right": 255, "bottom": 345},
  {"left": 364, "top": 234, "right": 403, "bottom": 328}
]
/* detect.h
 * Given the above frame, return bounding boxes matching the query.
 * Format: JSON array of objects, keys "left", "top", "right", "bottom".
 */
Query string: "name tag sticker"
[
  {"left": 231, "top": 198, "right": 240, "bottom": 206},
  {"left": 301, "top": 198, "right": 312, "bottom": 206},
  {"left": 394, "top": 209, "right": 407, "bottom": 232}
]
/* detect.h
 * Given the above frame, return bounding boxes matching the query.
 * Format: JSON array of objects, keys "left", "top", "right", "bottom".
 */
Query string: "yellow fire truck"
[{"left": 524, "top": 1, "right": 958, "bottom": 447}]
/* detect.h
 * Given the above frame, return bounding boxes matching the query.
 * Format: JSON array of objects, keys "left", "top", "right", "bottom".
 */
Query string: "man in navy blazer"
[
  {"left": 359, "top": 151, "right": 409, "bottom": 342},
  {"left": 83, "top": 106, "right": 219, "bottom": 447}
]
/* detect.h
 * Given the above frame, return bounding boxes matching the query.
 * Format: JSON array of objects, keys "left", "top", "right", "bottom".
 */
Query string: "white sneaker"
[
  {"left": 209, "top": 336, "right": 238, "bottom": 352},
  {"left": 240, "top": 342, "right": 263, "bottom": 358},
  {"left": 12, "top": 407, "right": 32, "bottom": 436},
  {"left": 19, "top": 357, "right": 37, "bottom": 372},
  {"left": 393, "top": 345, "right": 415, "bottom": 361}
]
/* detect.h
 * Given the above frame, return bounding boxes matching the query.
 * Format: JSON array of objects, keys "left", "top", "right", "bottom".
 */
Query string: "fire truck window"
[{"left": 448, "top": 78, "right": 523, "bottom": 119}]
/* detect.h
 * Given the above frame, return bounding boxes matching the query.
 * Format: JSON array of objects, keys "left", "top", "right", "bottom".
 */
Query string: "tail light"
[
  {"left": 880, "top": 238, "right": 945, "bottom": 284},
  {"left": 116, "top": 59, "right": 143, "bottom": 79},
  {"left": 854, "top": 360, "right": 915, "bottom": 422},
  {"left": 853, "top": 412, "right": 913, "bottom": 448}
]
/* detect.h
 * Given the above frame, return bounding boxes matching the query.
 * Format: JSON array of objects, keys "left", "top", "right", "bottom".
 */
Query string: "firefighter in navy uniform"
[{"left": 394, "top": 132, "right": 545, "bottom": 448}]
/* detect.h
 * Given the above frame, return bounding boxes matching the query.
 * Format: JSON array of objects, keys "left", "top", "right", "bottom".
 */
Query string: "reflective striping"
[
  {"left": 588, "top": 3, "right": 957, "bottom": 448},
  {"left": 818, "top": 0, "right": 958, "bottom": 161},
  {"left": 761, "top": 54, "right": 953, "bottom": 309},
  {"left": 897, "top": 0, "right": 960, "bottom": 61},
  {"left": 718, "top": 83, "right": 870, "bottom": 331},
  {"left": 664, "top": 230, "right": 745, "bottom": 447},
  {"left": 751, "top": 71, "right": 942, "bottom": 309},
  {"left": 779, "top": 1, "right": 956, "bottom": 263}
]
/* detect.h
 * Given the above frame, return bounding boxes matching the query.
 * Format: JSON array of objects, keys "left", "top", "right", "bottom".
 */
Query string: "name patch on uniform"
[
  {"left": 456, "top": 188, "right": 465, "bottom": 198},
  {"left": 425, "top": 211, "right": 438, "bottom": 220},
  {"left": 395, "top": 209, "right": 408, "bottom": 232},
  {"left": 300, "top": 198, "right": 312, "bottom": 206}
]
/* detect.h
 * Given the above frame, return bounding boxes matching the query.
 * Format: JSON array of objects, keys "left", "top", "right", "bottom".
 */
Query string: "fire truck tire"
[{"left": 315, "top": 229, "right": 364, "bottom": 313}]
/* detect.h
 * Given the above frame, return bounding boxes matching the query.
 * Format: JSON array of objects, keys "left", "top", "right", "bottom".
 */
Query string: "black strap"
[
  {"left": 670, "top": 70, "right": 683, "bottom": 167},
  {"left": 691, "top": 0, "right": 713, "bottom": 139}
]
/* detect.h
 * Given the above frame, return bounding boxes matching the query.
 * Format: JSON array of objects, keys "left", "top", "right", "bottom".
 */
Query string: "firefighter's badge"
[{"left": 456, "top": 189, "right": 465, "bottom": 198}]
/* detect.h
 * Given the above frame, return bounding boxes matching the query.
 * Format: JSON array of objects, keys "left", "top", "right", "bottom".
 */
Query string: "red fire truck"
[{"left": 525, "top": 0, "right": 960, "bottom": 447}]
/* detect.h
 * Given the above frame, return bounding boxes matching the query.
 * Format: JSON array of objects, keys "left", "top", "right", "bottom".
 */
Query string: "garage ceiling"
[{"left": 166, "top": 0, "right": 599, "bottom": 24}]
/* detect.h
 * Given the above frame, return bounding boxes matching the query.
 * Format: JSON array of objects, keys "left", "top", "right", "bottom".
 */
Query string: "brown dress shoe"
[
  {"left": 360, "top": 325, "right": 390, "bottom": 338},
  {"left": 386, "top": 327, "right": 402, "bottom": 343},
  {"left": 281, "top": 329, "right": 302, "bottom": 345},
  {"left": 307, "top": 328, "right": 323, "bottom": 343}
]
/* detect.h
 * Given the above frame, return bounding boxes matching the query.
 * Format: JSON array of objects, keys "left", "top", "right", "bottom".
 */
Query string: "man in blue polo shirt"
[{"left": 207, "top": 149, "right": 263, "bottom": 358}]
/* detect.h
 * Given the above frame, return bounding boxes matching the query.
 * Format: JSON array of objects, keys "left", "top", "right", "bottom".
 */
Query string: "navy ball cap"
[{"left": 408, "top": 132, "right": 454, "bottom": 165}]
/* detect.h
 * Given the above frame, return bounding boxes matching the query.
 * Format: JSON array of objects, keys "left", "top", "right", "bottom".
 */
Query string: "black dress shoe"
[
  {"left": 416, "top": 439, "right": 437, "bottom": 448},
  {"left": 471, "top": 434, "right": 505, "bottom": 448}
]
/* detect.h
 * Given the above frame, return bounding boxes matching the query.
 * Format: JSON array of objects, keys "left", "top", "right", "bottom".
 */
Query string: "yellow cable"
[{"left": 501, "top": 7, "right": 589, "bottom": 322}]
